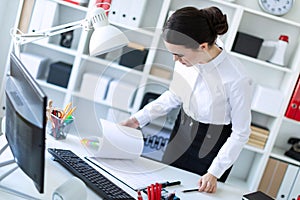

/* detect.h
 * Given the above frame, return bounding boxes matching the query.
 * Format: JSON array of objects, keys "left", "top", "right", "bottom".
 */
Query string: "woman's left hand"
[{"left": 198, "top": 173, "right": 217, "bottom": 193}]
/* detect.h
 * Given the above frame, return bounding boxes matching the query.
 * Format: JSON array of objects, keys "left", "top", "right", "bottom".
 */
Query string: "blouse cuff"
[
  {"left": 132, "top": 110, "right": 150, "bottom": 128},
  {"left": 207, "top": 165, "right": 223, "bottom": 179}
]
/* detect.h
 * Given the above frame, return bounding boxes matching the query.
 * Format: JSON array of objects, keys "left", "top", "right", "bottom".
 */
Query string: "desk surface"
[{"left": 0, "top": 133, "right": 249, "bottom": 200}]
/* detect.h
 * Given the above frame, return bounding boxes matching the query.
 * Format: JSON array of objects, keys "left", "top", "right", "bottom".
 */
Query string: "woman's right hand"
[{"left": 120, "top": 117, "right": 140, "bottom": 129}]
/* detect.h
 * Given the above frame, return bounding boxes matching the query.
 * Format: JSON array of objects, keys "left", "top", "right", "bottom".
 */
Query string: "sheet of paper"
[
  {"left": 81, "top": 119, "right": 144, "bottom": 159},
  {"left": 86, "top": 156, "right": 168, "bottom": 190}
]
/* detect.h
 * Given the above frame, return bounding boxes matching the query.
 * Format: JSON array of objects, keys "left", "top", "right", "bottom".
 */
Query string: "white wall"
[{"left": 0, "top": 0, "right": 20, "bottom": 117}]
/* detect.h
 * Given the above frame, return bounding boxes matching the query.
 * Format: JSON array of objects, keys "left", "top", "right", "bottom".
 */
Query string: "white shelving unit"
[
  {"left": 0, "top": 0, "right": 23, "bottom": 117},
  {"left": 1, "top": 0, "right": 300, "bottom": 192}
]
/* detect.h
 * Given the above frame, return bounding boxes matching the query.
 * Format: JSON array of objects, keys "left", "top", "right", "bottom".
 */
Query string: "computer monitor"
[{"left": 4, "top": 52, "right": 47, "bottom": 193}]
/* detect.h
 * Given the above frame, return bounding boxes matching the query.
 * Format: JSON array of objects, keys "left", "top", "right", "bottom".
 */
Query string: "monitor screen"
[{"left": 5, "top": 52, "right": 47, "bottom": 193}]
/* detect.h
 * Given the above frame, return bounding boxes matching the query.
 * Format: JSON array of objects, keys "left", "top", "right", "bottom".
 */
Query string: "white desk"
[{"left": 0, "top": 133, "right": 249, "bottom": 200}]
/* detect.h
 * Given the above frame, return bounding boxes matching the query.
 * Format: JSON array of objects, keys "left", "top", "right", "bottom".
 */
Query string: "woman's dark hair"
[{"left": 163, "top": 6, "right": 228, "bottom": 49}]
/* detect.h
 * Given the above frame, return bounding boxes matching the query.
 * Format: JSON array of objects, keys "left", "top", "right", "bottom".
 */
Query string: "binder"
[
  {"left": 108, "top": 0, "right": 146, "bottom": 27},
  {"left": 127, "top": 0, "right": 147, "bottom": 27},
  {"left": 258, "top": 158, "right": 287, "bottom": 198},
  {"left": 28, "top": 0, "right": 58, "bottom": 44},
  {"left": 95, "top": 0, "right": 111, "bottom": 15},
  {"left": 288, "top": 168, "right": 300, "bottom": 200},
  {"left": 276, "top": 164, "right": 299, "bottom": 200},
  {"left": 108, "top": 0, "right": 122, "bottom": 24},
  {"left": 285, "top": 76, "right": 300, "bottom": 121},
  {"left": 63, "top": 0, "right": 89, "bottom": 6}
]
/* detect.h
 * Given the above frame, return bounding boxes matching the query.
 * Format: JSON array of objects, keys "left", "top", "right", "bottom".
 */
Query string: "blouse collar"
[{"left": 195, "top": 50, "right": 227, "bottom": 72}]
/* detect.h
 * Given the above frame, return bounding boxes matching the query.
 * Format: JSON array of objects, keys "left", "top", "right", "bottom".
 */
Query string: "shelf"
[
  {"left": 242, "top": 6, "right": 300, "bottom": 28},
  {"left": 271, "top": 147, "right": 300, "bottom": 167},
  {"left": 50, "top": 0, "right": 89, "bottom": 12},
  {"left": 36, "top": 79, "right": 68, "bottom": 93},
  {"left": 33, "top": 41, "right": 78, "bottom": 56},
  {"left": 250, "top": 108, "right": 279, "bottom": 118},
  {"left": 81, "top": 54, "right": 144, "bottom": 76},
  {"left": 72, "top": 91, "right": 134, "bottom": 113},
  {"left": 147, "top": 74, "right": 171, "bottom": 86},
  {"left": 244, "top": 144, "right": 266, "bottom": 154},
  {"left": 283, "top": 117, "right": 300, "bottom": 125},
  {"left": 110, "top": 22, "right": 156, "bottom": 37},
  {"left": 229, "top": 52, "right": 293, "bottom": 73},
  {"left": 226, "top": 176, "right": 250, "bottom": 192}
]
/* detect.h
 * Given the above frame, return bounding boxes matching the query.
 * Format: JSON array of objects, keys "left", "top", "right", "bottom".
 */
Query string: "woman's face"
[{"left": 164, "top": 41, "right": 209, "bottom": 67}]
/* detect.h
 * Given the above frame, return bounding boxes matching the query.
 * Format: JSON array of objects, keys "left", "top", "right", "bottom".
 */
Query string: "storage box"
[
  {"left": 150, "top": 66, "right": 172, "bottom": 80},
  {"left": 105, "top": 80, "right": 136, "bottom": 110},
  {"left": 119, "top": 46, "right": 148, "bottom": 71},
  {"left": 251, "top": 85, "right": 284, "bottom": 116},
  {"left": 47, "top": 61, "right": 72, "bottom": 88},
  {"left": 20, "top": 52, "right": 48, "bottom": 79},
  {"left": 232, "top": 32, "right": 264, "bottom": 58},
  {"left": 80, "top": 73, "right": 112, "bottom": 101}
]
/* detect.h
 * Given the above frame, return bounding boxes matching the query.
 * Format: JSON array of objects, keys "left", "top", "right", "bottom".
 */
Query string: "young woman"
[{"left": 121, "top": 6, "right": 253, "bottom": 193}]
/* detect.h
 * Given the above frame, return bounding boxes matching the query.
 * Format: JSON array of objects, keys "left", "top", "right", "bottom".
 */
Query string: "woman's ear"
[{"left": 199, "top": 42, "right": 209, "bottom": 50}]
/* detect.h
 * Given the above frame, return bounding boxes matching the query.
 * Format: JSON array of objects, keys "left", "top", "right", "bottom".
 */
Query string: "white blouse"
[{"left": 133, "top": 50, "right": 254, "bottom": 178}]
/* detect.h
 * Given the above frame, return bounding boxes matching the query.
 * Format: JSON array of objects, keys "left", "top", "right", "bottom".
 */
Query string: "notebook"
[{"left": 242, "top": 191, "right": 274, "bottom": 200}]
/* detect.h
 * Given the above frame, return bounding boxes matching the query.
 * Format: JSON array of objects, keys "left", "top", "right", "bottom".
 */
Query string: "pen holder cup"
[{"left": 48, "top": 114, "right": 74, "bottom": 140}]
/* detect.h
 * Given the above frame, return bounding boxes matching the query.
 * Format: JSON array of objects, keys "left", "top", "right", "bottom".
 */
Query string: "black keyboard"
[{"left": 48, "top": 148, "right": 135, "bottom": 200}]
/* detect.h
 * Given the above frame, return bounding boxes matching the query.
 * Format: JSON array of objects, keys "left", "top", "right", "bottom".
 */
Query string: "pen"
[
  {"left": 161, "top": 181, "right": 181, "bottom": 188},
  {"left": 182, "top": 188, "right": 198, "bottom": 193}
]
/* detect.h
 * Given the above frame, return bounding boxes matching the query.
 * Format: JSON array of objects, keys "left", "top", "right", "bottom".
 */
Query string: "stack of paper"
[
  {"left": 86, "top": 157, "right": 168, "bottom": 190},
  {"left": 247, "top": 125, "right": 270, "bottom": 149}
]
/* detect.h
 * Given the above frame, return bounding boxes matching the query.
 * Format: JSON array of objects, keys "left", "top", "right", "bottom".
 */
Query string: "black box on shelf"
[
  {"left": 47, "top": 61, "right": 72, "bottom": 88},
  {"left": 232, "top": 32, "right": 264, "bottom": 58},
  {"left": 119, "top": 46, "right": 148, "bottom": 71}
]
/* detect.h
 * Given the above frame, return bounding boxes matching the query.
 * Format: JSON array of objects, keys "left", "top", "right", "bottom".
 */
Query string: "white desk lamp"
[{"left": 11, "top": 5, "right": 129, "bottom": 57}]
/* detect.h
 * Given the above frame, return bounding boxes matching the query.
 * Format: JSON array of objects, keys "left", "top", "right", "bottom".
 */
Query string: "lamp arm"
[
  {"left": 13, "top": 19, "right": 90, "bottom": 47},
  {"left": 11, "top": 18, "right": 91, "bottom": 57},
  {"left": 10, "top": 6, "right": 128, "bottom": 57}
]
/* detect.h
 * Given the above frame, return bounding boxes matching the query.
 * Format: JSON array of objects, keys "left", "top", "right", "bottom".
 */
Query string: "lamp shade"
[
  {"left": 89, "top": 25, "right": 129, "bottom": 56},
  {"left": 88, "top": 7, "right": 129, "bottom": 56}
]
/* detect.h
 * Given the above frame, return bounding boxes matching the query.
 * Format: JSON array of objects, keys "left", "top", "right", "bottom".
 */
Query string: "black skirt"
[{"left": 162, "top": 109, "right": 232, "bottom": 182}]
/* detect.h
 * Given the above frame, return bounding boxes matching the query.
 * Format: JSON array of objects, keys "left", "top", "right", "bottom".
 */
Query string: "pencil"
[
  {"left": 63, "top": 102, "right": 72, "bottom": 115},
  {"left": 62, "top": 106, "right": 76, "bottom": 121}
]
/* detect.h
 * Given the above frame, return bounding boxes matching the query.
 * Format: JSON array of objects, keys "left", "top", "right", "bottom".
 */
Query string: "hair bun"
[{"left": 202, "top": 6, "right": 228, "bottom": 35}]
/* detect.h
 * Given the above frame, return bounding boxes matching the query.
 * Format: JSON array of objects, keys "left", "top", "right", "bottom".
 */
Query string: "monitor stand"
[{"left": 0, "top": 120, "right": 40, "bottom": 200}]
